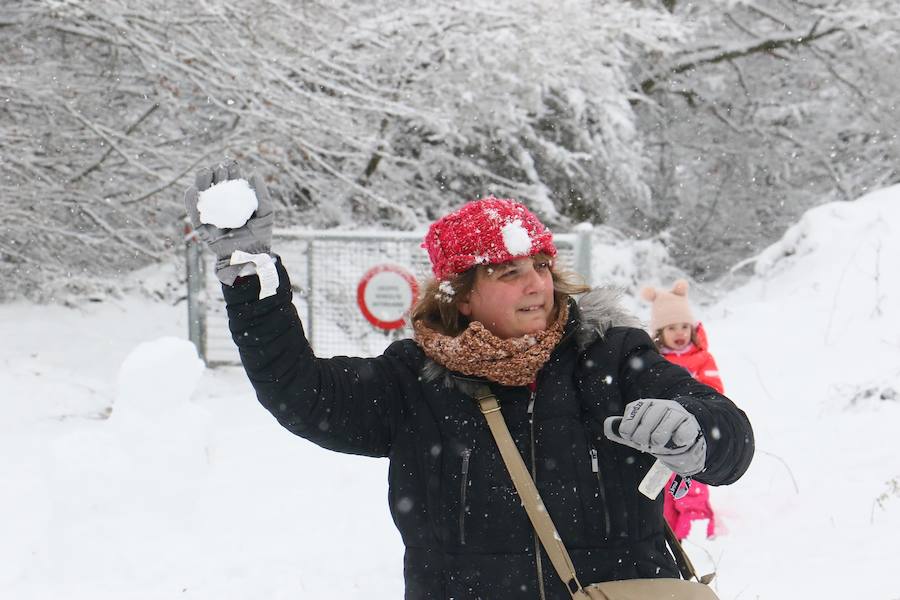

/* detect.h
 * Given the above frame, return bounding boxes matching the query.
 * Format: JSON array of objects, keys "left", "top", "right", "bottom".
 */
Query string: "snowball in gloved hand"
[{"left": 197, "top": 178, "right": 259, "bottom": 229}]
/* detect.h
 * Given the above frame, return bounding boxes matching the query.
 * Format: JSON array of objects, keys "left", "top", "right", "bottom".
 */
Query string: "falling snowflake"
[{"left": 396, "top": 497, "right": 414, "bottom": 513}]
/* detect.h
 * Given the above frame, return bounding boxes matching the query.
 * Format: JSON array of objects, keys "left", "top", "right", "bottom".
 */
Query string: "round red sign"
[{"left": 357, "top": 265, "right": 419, "bottom": 330}]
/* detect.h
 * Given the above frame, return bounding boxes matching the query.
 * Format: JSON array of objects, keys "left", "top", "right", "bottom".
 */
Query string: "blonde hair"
[{"left": 411, "top": 254, "right": 590, "bottom": 336}]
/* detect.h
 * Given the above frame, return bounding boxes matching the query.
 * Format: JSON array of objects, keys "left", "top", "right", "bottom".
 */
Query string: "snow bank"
[
  {"left": 696, "top": 185, "right": 900, "bottom": 599},
  {"left": 41, "top": 338, "right": 212, "bottom": 593}
]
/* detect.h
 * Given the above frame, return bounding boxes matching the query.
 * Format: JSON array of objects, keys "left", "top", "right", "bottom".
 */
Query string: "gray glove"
[
  {"left": 603, "top": 399, "right": 707, "bottom": 476},
  {"left": 184, "top": 160, "right": 274, "bottom": 286}
]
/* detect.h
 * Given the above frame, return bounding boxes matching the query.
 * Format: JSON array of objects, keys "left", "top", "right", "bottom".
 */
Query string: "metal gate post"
[
  {"left": 307, "top": 239, "right": 314, "bottom": 348},
  {"left": 573, "top": 224, "right": 594, "bottom": 287},
  {"left": 185, "top": 224, "right": 208, "bottom": 364}
]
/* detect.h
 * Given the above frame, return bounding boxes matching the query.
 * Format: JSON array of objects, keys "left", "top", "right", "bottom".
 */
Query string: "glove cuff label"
[
  {"left": 230, "top": 251, "right": 278, "bottom": 299},
  {"left": 638, "top": 459, "right": 672, "bottom": 499}
]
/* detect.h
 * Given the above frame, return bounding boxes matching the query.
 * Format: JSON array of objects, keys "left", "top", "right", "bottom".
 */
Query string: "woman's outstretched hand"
[
  {"left": 183, "top": 160, "right": 274, "bottom": 286},
  {"left": 604, "top": 399, "right": 707, "bottom": 477}
]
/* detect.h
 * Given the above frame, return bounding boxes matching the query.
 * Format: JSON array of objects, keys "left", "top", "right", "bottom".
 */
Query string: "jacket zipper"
[
  {"left": 459, "top": 449, "right": 471, "bottom": 546},
  {"left": 528, "top": 388, "right": 547, "bottom": 600},
  {"left": 590, "top": 447, "right": 612, "bottom": 538}
]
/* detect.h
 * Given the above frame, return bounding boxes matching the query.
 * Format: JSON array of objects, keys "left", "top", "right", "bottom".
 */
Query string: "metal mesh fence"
[{"left": 201, "top": 230, "right": 581, "bottom": 365}]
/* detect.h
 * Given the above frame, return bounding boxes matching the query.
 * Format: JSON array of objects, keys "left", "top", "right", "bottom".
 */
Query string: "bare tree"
[
  {"left": 1, "top": 0, "right": 685, "bottom": 299},
  {"left": 631, "top": 0, "right": 900, "bottom": 278},
  {"left": 1, "top": 0, "right": 897, "bottom": 298}
]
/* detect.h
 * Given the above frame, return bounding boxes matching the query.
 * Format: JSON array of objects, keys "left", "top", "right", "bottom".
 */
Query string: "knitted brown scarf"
[{"left": 413, "top": 302, "right": 569, "bottom": 386}]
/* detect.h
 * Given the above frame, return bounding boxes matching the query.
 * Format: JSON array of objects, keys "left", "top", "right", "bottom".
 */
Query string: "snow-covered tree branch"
[
  {"left": 631, "top": 0, "right": 900, "bottom": 277},
  {"left": 1, "top": 0, "right": 898, "bottom": 298}
]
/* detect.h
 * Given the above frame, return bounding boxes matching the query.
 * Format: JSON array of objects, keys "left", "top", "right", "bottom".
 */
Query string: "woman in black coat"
[{"left": 185, "top": 162, "right": 754, "bottom": 600}]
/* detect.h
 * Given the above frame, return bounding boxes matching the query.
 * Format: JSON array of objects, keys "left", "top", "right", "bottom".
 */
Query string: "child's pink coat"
[
  {"left": 660, "top": 323, "right": 723, "bottom": 395},
  {"left": 660, "top": 322, "right": 720, "bottom": 539}
]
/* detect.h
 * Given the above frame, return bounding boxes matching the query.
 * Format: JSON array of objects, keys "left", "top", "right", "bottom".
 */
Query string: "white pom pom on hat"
[{"left": 642, "top": 279, "right": 695, "bottom": 332}]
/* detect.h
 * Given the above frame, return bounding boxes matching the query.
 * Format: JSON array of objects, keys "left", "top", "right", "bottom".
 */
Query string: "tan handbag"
[{"left": 473, "top": 385, "right": 719, "bottom": 600}]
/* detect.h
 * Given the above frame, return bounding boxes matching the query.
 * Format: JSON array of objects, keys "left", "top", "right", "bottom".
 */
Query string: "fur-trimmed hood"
[
  {"left": 572, "top": 285, "right": 643, "bottom": 351},
  {"left": 420, "top": 286, "right": 642, "bottom": 390}
]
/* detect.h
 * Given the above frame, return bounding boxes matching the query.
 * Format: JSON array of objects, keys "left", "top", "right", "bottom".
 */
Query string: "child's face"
[
  {"left": 662, "top": 322, "right": 693, "bottom": 350},
  {"left": 458, "top": 256, "right": 555, "bottom": 339}
]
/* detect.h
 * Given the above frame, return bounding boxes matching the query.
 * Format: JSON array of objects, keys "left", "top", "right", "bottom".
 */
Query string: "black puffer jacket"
[{"left": 224, "top": 259, "right": 754, "bottom": 600}]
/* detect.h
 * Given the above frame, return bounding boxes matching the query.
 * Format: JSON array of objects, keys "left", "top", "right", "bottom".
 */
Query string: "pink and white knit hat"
[
  {"left": 422, "top": 197, "right": 557, "bottom": 281},
  {"left": 640, "top": 279, "right": 696, "bottom": 332}
]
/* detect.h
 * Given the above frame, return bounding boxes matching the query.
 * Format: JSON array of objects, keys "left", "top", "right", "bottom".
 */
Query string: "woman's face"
[
  {"left": 661, "top": 322, "right": 693, "bottom": 350},
  {"left": 459, "top": 256, "right": 555, "bottom": 339}
]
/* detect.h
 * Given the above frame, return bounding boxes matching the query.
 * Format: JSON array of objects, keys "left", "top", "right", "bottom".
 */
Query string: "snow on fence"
[{"left": 187, "top": 228, "right": 593, "bottom": 366}]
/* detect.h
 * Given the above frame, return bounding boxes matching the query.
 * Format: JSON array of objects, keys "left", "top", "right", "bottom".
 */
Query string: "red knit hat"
[{"left": 423, "top": 197, "right": 557, "bottom": 281}]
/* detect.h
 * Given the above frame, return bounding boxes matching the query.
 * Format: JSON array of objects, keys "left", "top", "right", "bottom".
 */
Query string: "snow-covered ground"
[{"left": 2, "top": 187, "right": 899, "bottom": 599}]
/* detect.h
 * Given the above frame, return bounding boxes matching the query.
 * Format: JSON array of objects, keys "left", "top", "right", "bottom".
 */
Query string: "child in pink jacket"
[{"left": 641, "top": 280, "right": 720, "bottom": 540}]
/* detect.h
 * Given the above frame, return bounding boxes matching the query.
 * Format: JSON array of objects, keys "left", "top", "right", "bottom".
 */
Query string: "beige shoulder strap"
[
  {"left": 473, "top": 385, "right": 713, "bottom": 599},
  {"left": 665, "top": 521, "right": 715, "bottom": 584},
  {"left": 473, "top": 385, "right": 586, "bottom": 598}
]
